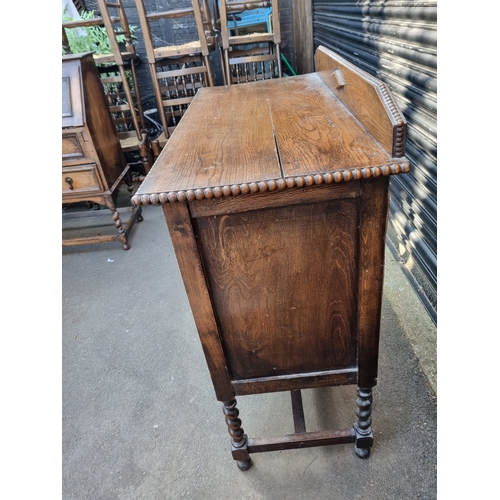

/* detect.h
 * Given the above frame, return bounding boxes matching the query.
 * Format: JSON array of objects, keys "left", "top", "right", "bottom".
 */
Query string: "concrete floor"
[{"left": 62, "top": 188, "right": 437, "bottom": 500}]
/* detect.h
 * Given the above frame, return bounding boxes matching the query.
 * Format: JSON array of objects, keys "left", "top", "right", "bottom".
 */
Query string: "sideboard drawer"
[{"left": 62, "top": 164, "right": 103, "bottom": 196}]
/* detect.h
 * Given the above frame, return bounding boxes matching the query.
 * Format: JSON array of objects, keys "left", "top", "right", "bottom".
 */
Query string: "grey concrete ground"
[{"left": 62, "top": 188, "right": 437, "bottom": 500}]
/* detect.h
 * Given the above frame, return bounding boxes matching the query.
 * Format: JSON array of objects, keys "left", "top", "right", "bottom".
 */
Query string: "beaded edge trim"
[
  {"left": 132, "top": 161, "right": 410, "bottom": 206},
  {"left": 375, "top": 81, "right": 406, "bottom": 158}
]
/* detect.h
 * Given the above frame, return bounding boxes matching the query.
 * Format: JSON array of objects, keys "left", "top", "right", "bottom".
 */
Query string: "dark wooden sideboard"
[
  {"left": 62, "top": 52, "right": 142, "bottom": 250},
  {"left": 132, "top": 46, "right": 410, "bottom": 469}
]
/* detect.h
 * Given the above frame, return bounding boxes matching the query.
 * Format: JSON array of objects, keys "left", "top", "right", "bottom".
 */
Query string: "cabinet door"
[{"left": 62, "top": 60, "right": 85, "bottom": 128}]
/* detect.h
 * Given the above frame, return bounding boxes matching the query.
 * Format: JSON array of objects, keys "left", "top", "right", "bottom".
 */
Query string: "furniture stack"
[
  {"left": 63, "top": 0, "right": 154, "bottom": 178},
  {"left": 217, "top": 0, "right": 282, "bottom": 85},
  {"left": 62, "top": 52, "right": 143, "bottom": 250},
  {"left": 131, "top": 0, "right": 284, "bottom": 156},
  {"left": 133, "top": 0, "right": 218, "bottom": 157}
]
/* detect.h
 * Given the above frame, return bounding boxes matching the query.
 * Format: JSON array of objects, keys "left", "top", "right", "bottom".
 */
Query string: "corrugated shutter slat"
[{"left": 312, "top": 0, "right": 437, "bottom": 322}]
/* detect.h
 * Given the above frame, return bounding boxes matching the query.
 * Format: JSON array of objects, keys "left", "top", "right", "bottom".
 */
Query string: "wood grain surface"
[
  {"left": 194, "top": 196, "right": 359, "bottom": 380},
  {"left": 136, "top": 73, "right": 394, "bottom": 197},
  {"left": 139, "top": 83, "right": 281, "bottom": 194},
  {"left": 266, "top": 75, "right": 390, "bottom": 175},
  {"left": 314, "top": 46, "right": 406, "bottom": 158},
  {"left": 162, "top": 202, "right": 234, "bottom": 401}
]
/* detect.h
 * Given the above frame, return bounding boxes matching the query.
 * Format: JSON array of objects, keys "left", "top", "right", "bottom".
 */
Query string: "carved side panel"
[{"left": 194, "top": 196, "right": 360, "bottom": 380}]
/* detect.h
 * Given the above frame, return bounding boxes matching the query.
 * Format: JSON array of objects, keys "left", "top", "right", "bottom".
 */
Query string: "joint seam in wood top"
[{"left": 267, "top": 99, "right": 285, "bottom": 179}]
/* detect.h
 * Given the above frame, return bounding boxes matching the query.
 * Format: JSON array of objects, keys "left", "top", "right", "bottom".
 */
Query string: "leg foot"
[
  {"left": 355, "top": 446, "right": 370, "bottom": 459},
  {"left": 237, "top": 458, "right": 252, "bottom": 471},
  {"left": 354, "top": 387, "right": 374, "bottom": 459}
]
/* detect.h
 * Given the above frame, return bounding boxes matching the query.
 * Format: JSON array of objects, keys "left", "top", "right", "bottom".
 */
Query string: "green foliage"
[{"left": 62, "top": 10, "right": 136, "bottom": 56}]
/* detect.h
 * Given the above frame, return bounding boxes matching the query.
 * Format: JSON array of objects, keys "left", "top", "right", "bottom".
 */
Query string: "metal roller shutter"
[{"left": 312, "top": 0, "right": 437, "bottom": 323}]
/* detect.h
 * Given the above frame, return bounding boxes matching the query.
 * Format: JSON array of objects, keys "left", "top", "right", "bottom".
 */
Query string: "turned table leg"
[
  {"left": 222, "top": 399, "right": 252, "bottom": 471},
  {"left": 354, "top": 387, "right": 374, "bottom": 458},
  {"left": 103, "top": 199, "right": 129, "bottom": 250}
]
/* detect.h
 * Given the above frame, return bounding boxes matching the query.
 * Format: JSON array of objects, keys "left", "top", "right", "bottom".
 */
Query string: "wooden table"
[{"left": 133, "top": 46, "right": 410, "bottom": 470}]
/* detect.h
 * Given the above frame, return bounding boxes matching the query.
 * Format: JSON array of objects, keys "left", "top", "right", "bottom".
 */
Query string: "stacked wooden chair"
[
  {"left": 133, "top": 0, "right": 216, "bottom": 157},
  {"left": 200, "top": 0, "right": 219, "bottom": 51},
  {"left": 62, "top": 0, "right": 153, "bottom": 179},
  {"left": 218, "top": 0, "right": 282, "bottom": 85}
]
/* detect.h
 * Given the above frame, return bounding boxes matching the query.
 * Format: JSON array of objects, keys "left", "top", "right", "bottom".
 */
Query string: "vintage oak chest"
[{"left": 132, "top": 46, "right": 409, "bottom": 469}]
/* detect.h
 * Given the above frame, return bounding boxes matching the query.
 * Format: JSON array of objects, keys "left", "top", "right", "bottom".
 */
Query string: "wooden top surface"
[{"left": 134, "top": 73, "right": 409, "bottom": 205}]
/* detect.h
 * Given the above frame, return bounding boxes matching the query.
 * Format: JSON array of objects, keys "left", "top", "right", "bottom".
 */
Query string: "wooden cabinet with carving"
[{"left": 132, "top": 46, "right": 410, "bottom": 468}]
